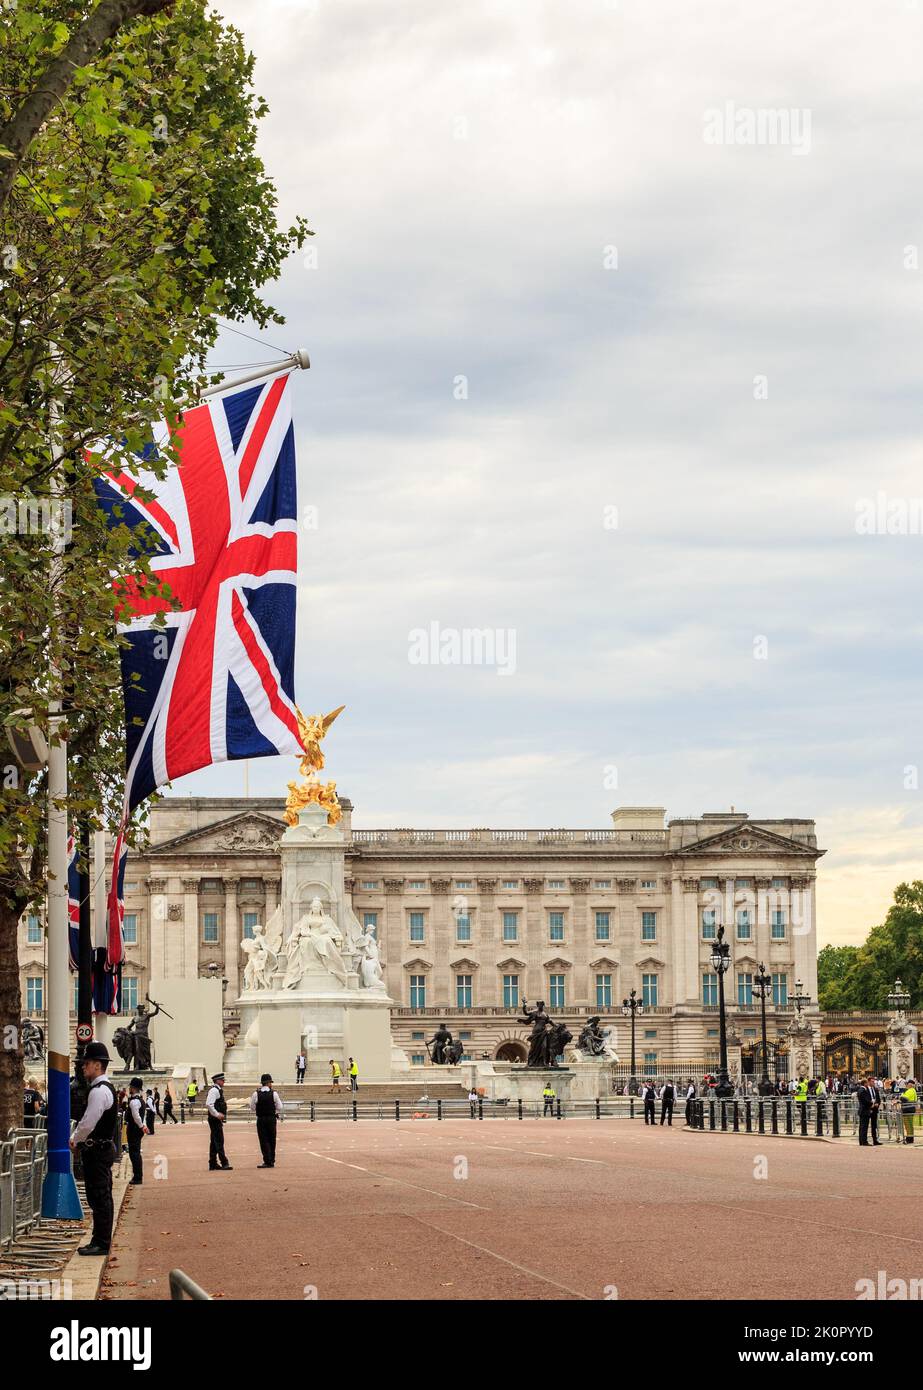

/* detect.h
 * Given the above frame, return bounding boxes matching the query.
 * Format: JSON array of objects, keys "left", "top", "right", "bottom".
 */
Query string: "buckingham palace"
[{"left": 19, "top": 802, "right": 823, "bottom": 1075}]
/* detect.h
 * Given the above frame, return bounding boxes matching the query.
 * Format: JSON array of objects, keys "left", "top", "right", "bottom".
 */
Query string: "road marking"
[
  {"left": 404, "top": 1215, "right": 591, "bottom": 1299},
  {"left": 481, "top": 1143, "right": 610, "bottom": 1165},
  {"left": 706, "top": 1202, "right": 923, "bottom": 1246},
  {"left": 304, "top": 1151, "right": 489, "bottom": 1209}
]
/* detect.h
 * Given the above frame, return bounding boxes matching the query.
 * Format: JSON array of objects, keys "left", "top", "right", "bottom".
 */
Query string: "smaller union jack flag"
[{"left": 67, "top": 833, "right": 80, "bottom": 971}]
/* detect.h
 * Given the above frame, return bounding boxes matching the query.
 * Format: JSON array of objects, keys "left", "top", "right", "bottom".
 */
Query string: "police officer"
[
  {"left": 68, "top": 1042, "right": 119, "bottom": 1256},
  {"left": 249, "top": 1073, "right": 284, "bottom": 1168},
  {"left": 205, "top": 1072, "right": 233, "bottom": 1171},
  {"left": 641, "top": 1078, "right": 657, "bottom": 1125},
  {"left": 126, "top": 1077, "right": 146, "bottom": 1184},
  {"left": 542, "top": 1081, "right": 556, "bottom": 1116},
  {"left": 660, "top": 1078, "right": 676, "bottom": 1126}
]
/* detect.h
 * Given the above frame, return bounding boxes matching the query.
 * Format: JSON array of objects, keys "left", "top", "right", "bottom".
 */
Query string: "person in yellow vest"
[
  {"left": 542, "top": 1081, "right": 556, "bottom": 1116},
  {"left": 186, "top": 1079, "right": 198, "bottom": 1114},
  {"left": 900, "top": 1079, "right": 918, "bottom": 1144},
  {"left": 348, "top": 1057, "right": 359, "bottom": 1092},
  {"left": 328, "top": 1059, "right": 342, "bottom": 1093},
  {"left": 793, "top": 1076, "right": 809, "bottom": 1104}
]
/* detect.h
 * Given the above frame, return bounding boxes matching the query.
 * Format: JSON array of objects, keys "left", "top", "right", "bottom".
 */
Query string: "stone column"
[
  {"left": 568, "top": 878, "right": 589, "bottom": 1003},
  {"left": 523, "top": 878, "right": 543, "bottom": 1000},
  {"left": 181, "top": 877, "right": 200, "bottom": 977},
  {"left": 790, "top": 877, "right": 817, "bottom": 1002},
  {"left": 224, "top": 877, "right": 240, "bottom": 997},
  {"left": 265, "top": 876, "right": 280, "bottom": 920},
  {"left": 383, "top": 878, "right": 405, "bottom": 995},
  {"left": 477, "top": 880, "right": 497, "bottom": 1003},
  {"left": 681, "top": 877, "right": 699, "bottom": 1007},
  {"left": 147, "top": 877, "right": 168, "bottom": 979},
  {"left": 430, "top": 879, "right": 451, "bottom": 1002}
]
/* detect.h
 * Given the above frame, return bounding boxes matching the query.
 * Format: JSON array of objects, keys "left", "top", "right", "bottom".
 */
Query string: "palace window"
[
  {"left": 502, "top": 911, "right": 518, "bottom": 942},
  {"left": 735, "top": 878, "right": 752, "bottom": 888},
  {"left": 361, "top": 880, "right": 379, "bottom": 890},
  {"left": 702, "top": 973, "right": 718, "bottom": 1006},
  {"left": 595, "top": 911, "right": 610, "bottom": 941},
  {"left": 455, "top": 880, "right": 472, "bottom": 890},
  {"left": 736, "top": 909, "right": 751, "bottom": 939},
  {"left": 456, "top": 974, "right": 472, "bottom": 1008},
  {"left": 503, "top": 974, "right": 520, "bottom": 1009},
  {"left": 412, "top": 1031, "right": 425, "bottom": 1040},
  {"left": 596, "top": 973, "right": 612, "bottom": 1009},
  {"left": 26, "top": 914, "right": 41, "bottom": 943},
  {"left": 772, "top": 973, "right": 788, "bottom": 1006},
  {"left": 200, "top": 879, "right": 222, "bottom": 893},
  {"left": 455, "top": 913, "right": 471, "bottom": 942},
  {"left": 409, "top": 880, "right": 427, "bottom": 890},
  {"left": 409, "top": 912, "right": 425, "bottom": 942},
  {"left": 242, "top": 912, "right": 259, "bottom": 940},
  {"left": 547, "top": 879, "right": 565, "bottom": 889},
  {"left": 121, "top": 977, "right": 139, "bottom": 1012},
  {"left": 548, "top": 912, "right": 565, "bottom": 941},
  {"left": 642, "top": 973, "right": 658, "bottom": 1007},
  {"left": 411, "top": 1054, "right": 426, "bottom": 1066},
  {"left": 643, "top": 1051, "right": 657, "bottom": 1069},
  {"left": 641, "top": 911, "right": 656, "bottom": 941},
  {"left": 640, "top": 879, "right": 657, "bottom": 890},
  {"left": 737, "top": 973, "right": 753, "bottom": 1007},
  {"left": 594, "top": 879, "right": 611, "bottom": 889},
  {"left": 26, "top": 977, "right": 43, "bottom": 1011},
  {"left": 549, "top": 974, "right": 565, "bottom": 1008},
  {"left": 771, "top": 910, "right": 786, "bottom": 939},
  {"left": 700, "top": 878, "right": 718, "bottom": 889},
  {"left": 502, "top": 879, "right": 519, "bottom": 890},
  {"left": 771, "top": 877, "right": 787, "bottom": 888},
  {"left": 123, "top": 913, "right": 138, "bottom": 945},
  {"left": 701, "top": 909, "right": 717, "bottom": 939},
  {"left": 643, "top": 1029, "right": 657, "bottom": 1039},
  {"left": 241, "top": 878, "right": 262, "bottom": 891},
  {"left": 363, "top": 912, "right": 378, "bottom": 931},
  {"left": 409, "top": 975, "right": 426, "bottom": 1008},
  {"left": 202, "top": 912, "right": 219, "bottom": 943}
]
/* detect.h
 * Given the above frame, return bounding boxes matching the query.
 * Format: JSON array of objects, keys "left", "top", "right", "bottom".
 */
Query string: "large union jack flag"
[{"left": 95, "top": 373, "right": 303, "bottom": 813}]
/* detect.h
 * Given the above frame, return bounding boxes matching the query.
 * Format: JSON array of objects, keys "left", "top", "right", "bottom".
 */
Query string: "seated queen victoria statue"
[{"left": 282, "top": 895, "right": 349, "bottom": 990}]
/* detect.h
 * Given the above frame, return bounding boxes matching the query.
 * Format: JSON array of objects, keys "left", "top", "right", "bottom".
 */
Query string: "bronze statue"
[
  {"left": 284, "top": 706, "right": 345, "bottom": 827},
  {"left": 518, "top": 1000, "right": 552, "bottom": 1067},
  {"left": 20, "top": 1019, "right": 44, "bottom": 1063},
  {"left": 112, "top": 1025, "right": 136, "bottom": 1072},
  {"left": 446, "top": 1038, "right": 465, "bottom": 1065},
  {"left": 125, "top": 996, "right": 163, "bottom": 1070},
  {"left": 426, "top": 1023, "right": 453, "bottom": 1065}
]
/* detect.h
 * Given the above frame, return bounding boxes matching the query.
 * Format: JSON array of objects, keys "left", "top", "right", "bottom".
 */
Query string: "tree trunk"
[
  {"left": 0, "top": 892, "right": 26, "bottom": 1137},
  {"left": 0, "top": 0, "right": 175, "bottom": 211}
]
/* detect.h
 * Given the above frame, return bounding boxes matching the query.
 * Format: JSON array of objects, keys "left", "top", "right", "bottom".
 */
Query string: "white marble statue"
[
  {"left": 241, "top": 922, "right": 277, "bottom": 991},
  {"left": 283, "top": 895, "right": 348, "bottom": 989},
  {"left": 356, "top": 929, "right": 385, "bottom": 992}
]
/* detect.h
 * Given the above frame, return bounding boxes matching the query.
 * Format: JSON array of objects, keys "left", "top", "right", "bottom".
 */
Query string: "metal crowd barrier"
[
  {"left": 169, "top": 1269, "right": 212, "bottom": 1301},
  {"left": 0, "top": 1129, "right": 49, "bottom": 1249},
  {"left": 690, "top": 1095, "right": 918, "bottom": 1142},
  {"left": 224, "top": 1097, "right": 673, "bottom": 1122}
]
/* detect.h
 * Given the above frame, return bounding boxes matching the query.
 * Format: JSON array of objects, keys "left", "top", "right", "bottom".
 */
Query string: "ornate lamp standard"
[
  {"left": 752, "top": 962, "right": 773, "bottom": 1095},
  {"left": 621, "top": 987, "right": 643, "bottom": 1094},
  {"left": 709, "top": 925, "right": 734, "bottom": 1097},
  {"left": 887, "top": 977, "right": 911, "bottom": 1015}
]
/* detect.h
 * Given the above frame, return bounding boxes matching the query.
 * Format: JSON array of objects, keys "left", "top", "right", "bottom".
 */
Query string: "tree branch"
[{"left": 0, "top": 0, "right": 174, "bottom": 210}]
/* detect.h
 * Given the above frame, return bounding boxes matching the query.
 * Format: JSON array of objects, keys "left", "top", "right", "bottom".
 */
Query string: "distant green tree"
[{"left": 817, "top": 943, "right": 860, "bottom": 1010}]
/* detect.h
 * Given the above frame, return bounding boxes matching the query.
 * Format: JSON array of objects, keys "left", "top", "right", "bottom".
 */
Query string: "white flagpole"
[{"left": 200, "top": 349, "right": 310, "bottom": 399}]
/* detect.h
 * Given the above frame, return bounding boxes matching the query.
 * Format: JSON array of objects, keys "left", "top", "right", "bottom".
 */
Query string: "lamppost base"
[
  {"left": 628, "top": 1076, "right": 638, "bottom": 1095},
  {"left": 41, "top": 1166, "right": 83, "bottom": 1221}
]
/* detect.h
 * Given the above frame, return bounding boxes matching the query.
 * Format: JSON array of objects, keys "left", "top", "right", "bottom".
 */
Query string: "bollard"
[
  {"left": 745, "top": 1100, "right": 752, "bottom": 1133},
  {"left": 478, "top": 1098, "right": 483, "bottom": 1122},
  {"left": 595, "top": 1098, "right": 600, "bottom": 1120},
  {"left": 395, "top": 1100, "right": 400, "bottom": 1122},
  {"left": 518, "top": 1098, "right": 523, "bottom": 1121},
  {"left": 815, "top": 1103, "right": 824, "bottom": 1137},
  {"left": 799, "top": 1103, "right": 808, "bottom": 1137},
  {"left": 310, "top": 1100, "right": 315, "bottom": 1122},
  {"left": 437, "top": 1098, "right": 442, "bottom": 1122},
  {"left": 180, "top": 1102, "right": 185, "bottom": 1126},
  {"left": 352, "top": 1099, "right": 358, "bottom": 1123},
  {"left": 720, "top": 1101, "right": 728, "bottom": 1132},
  {"left": 709, "top": 1100, "right": 716, "bottom": 1131},
  {"left": 832, "top": 1099, "right": 840, "bottom": 1138},
  {"left": 556, "top": 1098, "right": 562, "bottom": 1121},
  {"left": 758, "top": 1101, "right": 765, "bottom": 1135},
  {"left": 732, "top": 1101, "right": 739, "bottom": 1133},
  {"left": 771, "top": 1100, "right": 778, "bottom": 1135}
]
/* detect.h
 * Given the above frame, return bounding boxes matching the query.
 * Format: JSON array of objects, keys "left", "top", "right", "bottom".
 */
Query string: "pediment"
[
  {"left": 589, "top": 956, "right": 619, "bottom": 971},
  {"left": 402, "top": 956, "right": 433, "bottom": 972},
  {"left": 636, "top": 954, "right": 666, "bottom": 970},
  {"left": 543, "top": 956, "right": 573, "bottom": 971},
  {"left": 150, "top": 812, "right": 286, "bottom": 856},
  {"left": 449, "top": 956, "right": 480, "bottom": 972},
  {"left": 675, "top": 823, "right": 821, "bottom": 859},
  {"left": 496, "top": 956, "right": 527, "bottom": 972}
]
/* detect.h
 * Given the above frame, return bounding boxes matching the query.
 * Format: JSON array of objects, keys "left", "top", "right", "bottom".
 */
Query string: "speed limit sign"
[{"left": 76, "top": 1023, "right": 92, "bottom": 1044}]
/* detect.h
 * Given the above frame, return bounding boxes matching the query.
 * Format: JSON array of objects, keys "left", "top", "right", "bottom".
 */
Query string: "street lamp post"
[
  {"left": 887, "top": 977, "right": 910, "bottom": 1014},
  {"left": 621, "top": 988, "right": 643, "bottom": 1094},
  {"left": 709, "top": 925, "right": 734, "bottom": 1098},
  {"left": 752, "top": 962, "right": 773, "bottom": 1095}
]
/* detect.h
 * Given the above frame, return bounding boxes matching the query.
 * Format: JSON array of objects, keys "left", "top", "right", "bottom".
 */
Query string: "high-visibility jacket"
[
  {"left": 349, "top": 1062, "right": 358, "bottom": 1078},
  {"left": 542, "top": 1086, "right": 555, "bottom": 1099},
  {"left": 331, "top": 1063, "right": 341, "bottom": 1078},
  {"left": 901, "top": 1085, "right": 918, "bottom": 1111},
  {"left": 794, "top": 1080, "right": 809, "bottom": 1102}
]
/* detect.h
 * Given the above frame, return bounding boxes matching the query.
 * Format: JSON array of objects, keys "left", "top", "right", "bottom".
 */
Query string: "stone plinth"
[{"left": 505, "top": 1067, "right": 574, "bottom": 1104}]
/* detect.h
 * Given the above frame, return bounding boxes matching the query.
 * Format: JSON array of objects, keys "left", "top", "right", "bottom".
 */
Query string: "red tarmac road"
[{"left": 102, "top": 1118, "right": 923, "bottom": 1301}]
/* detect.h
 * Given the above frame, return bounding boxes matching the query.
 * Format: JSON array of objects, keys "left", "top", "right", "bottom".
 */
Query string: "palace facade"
[{"left": 19, "top": 801, "right": 827, "bottom": 1074}]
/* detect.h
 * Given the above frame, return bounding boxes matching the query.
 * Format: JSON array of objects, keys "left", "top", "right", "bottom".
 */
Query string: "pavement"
[{"left": 100, "top": 1116, "right": 923, "bottom": 1301}]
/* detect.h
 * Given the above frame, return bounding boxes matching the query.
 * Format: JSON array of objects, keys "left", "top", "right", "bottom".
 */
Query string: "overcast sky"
[{"left": 170, "top": 0, "right": 923, "bottom": 948}]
